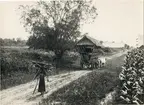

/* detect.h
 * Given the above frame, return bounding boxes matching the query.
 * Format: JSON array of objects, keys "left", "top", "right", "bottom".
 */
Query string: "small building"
[
  {"left": 76, "top": 35, "right": 104, "bottom": 69},
  {"left": 76, "top": 35, "right": 104, "bottom": 54}
]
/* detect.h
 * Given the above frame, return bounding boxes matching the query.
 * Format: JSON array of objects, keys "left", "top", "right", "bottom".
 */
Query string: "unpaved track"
[
  {"left": 0, "top": 51, "right": 127, "bottom": 105},
  {"left": 101, "top": 50, "right": 128, "bottom": 60},
  {"left": 0, "top": 71, "right": 91, "bottom": 105}
]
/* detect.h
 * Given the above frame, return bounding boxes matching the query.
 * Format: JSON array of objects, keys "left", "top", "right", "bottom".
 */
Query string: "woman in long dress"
[
  {"left": 38, "top": 68, "right": 46, "bottom": 95},
  {"left": 33, "top": 62, "right": 48, "bottom": 96}
]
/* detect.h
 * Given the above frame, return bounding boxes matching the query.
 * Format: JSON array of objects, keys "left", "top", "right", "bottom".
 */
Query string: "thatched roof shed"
[{"left": 76, "top": 35, "right": 104, "bottom": 48}]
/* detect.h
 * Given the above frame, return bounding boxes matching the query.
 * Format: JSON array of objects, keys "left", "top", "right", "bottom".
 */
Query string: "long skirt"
[{"left": 38, "top": 74, "right": 45, "bottom": 92}]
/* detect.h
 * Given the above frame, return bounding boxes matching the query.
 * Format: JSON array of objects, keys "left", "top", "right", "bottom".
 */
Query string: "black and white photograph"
[{"left": 0, "top": 0, "right": 144, "bottom": 105}]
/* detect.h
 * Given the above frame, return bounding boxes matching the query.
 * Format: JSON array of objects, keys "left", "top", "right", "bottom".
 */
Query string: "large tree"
[{"left": 19, "top": 0, "right": 97, "bottom": 67}]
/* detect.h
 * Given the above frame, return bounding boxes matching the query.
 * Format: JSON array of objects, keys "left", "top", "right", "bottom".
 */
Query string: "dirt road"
[
  {"left": 0, "top": 51, "right": 127, "bottom": 105},
  {"left": 0, "top": 71, "right": 91, "bottom": 105}
]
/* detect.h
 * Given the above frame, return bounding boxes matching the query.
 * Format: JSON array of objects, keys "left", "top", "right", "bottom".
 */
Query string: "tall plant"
[{"left": 119, "top": 48, "right": 144, "bottom": 104}]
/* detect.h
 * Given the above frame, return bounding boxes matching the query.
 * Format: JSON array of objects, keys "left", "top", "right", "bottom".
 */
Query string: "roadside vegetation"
[{"left": 114, "top": 47, "right": 144, "bottom": 104}]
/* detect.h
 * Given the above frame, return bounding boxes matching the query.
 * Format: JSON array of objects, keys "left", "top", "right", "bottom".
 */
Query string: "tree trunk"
[{"left": 53, "top": 50, "right": 64, "bottom": 72}]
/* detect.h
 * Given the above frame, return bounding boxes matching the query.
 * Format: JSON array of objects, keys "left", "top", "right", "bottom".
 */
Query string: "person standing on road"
[{"left": 33, "top": 62, "right": 49, "bottom": 96}]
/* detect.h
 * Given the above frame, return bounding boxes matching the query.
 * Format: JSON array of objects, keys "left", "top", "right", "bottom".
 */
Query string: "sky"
[{"left": 0, "top": 0, "right": 143, "bottom": 47}]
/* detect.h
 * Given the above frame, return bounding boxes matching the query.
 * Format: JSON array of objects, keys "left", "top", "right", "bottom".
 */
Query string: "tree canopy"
[{"left": 19, "top": 0, "right": 98, "bottom": 61}]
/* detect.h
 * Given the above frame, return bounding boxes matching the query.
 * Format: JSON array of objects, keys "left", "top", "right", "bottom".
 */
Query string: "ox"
[{"left": 97, "top": 57, "right": 107, "bottom": 68}]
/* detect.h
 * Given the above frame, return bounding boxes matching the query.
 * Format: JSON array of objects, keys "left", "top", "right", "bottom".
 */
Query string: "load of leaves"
[{"left": 119, "top": 48, "right": 144, "bottom": 104}]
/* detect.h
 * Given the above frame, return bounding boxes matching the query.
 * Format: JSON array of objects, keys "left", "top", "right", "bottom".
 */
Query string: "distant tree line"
[{"left": 0, "top": 38, "right": 26, "bottom": 46}]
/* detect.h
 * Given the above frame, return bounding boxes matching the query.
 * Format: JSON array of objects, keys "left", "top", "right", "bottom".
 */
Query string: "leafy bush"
[
  {"left": 117, "top": 48, "right": 144, "bottom": 104},
  {"left": 0, "top": 53, "right": 35, "bottom": 89},
  {"left": 0, "top": 48, "right": 54, "bottom": 89}
]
